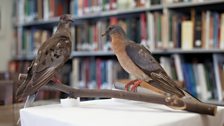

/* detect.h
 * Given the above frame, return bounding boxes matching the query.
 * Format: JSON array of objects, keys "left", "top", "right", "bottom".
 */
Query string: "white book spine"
[
  {"left": 173, "top": 54, "right": 184, "bottom": 81},
  {"left": 147, "top": 12, "right": 155, "bottom": 50},
  {"left": 213, "top": 54, "right": 223, "bottom": 101},
  {"left": 197, "top": 64, "right": 209, "bottom": 101},
  {"left": 205, "top": 11, "right": 210, "bottom": 49},
  {"left": 18, "top": 0, "right": 25, "bottom": 24},
  {"left": 71, "top": 59, "right": 79, "bottom": 88},
  {"left": 107, "top": 60, "right": 113, "bottom": 89},
  {"left": 43, "top": 0, "right": 49, "bottom": 20}
]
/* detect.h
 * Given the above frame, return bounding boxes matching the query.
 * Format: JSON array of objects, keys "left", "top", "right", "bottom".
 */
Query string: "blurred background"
[{"left": 0, "top": 0, "right": 224, "bottom": 125}]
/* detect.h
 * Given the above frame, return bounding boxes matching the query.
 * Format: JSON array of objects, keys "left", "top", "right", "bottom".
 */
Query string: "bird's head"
[
  {"left": 58, "top": 14, "right": 73, "bottom": 28},
  {"left": 101, "top": 25, "right": 126, "bottom": 38},
  {"left": 60, "top": 14, "right": 73, "bottom": 23}
]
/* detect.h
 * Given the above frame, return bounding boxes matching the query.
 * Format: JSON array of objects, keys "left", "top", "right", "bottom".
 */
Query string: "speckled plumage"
[{"left": 16, "top": 14, "right": 73, "bottom": 99}]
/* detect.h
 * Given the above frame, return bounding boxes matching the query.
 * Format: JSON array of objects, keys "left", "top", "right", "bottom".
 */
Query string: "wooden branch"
[
  {"left": 114, "top": 81, "right": 217, "bottom": 116},
  {"left": 47, "top": 83, "right": 184, "bottom": 106},
  {"left": 46, "top": 82, "right": 216, "bottom": 116}
]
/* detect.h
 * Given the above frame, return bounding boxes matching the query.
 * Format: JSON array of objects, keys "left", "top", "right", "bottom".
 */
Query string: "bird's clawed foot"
[{"left": 125, "top": 79, "right": 143, "bottom": 92}]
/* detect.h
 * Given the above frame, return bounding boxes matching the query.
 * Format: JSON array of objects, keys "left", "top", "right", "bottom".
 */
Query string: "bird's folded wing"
[
  {"left": 35, "top": 36, "right": 71, "bottom": 73},
  {"left": 125, "top": 42, "right": 184, "bottom": 97},
  {"left": 21, "top": 67, "right": 56, "bottom": 97},
  {"left": 17, "top": 37, "right": 71, "bottom": 98}
]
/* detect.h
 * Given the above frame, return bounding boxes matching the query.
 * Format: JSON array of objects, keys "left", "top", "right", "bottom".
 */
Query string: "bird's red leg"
[
  {"left": 51, "top": 75, "right": 62, "bottom": 84},
  {"left": 130, "top": 80, "right": 143, "bottom": 92},
  {"left": 125, "top": 79, "right": 138, "bottom": 91}
]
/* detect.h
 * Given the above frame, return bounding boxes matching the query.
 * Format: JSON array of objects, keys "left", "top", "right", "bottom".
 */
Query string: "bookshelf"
[{"left": 11, "top": 0, "right": 224, "bottom": 103}]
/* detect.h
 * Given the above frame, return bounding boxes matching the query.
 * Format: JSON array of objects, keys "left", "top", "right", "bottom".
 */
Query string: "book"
[
  {"left": 194, "top": 63, "right": 210, "bottom": 100},
  {"left": 146, "top": 12, "right": 155, "bottom": 50},
  {"left": 71, "top": 58, "right": 80, "bottom": 88},
  {"left": 220, "top": 13, "right": 224, "bottom": 49},
  {"left": 160, "top": 56, "right": 173, "bottom": 78},
  {"left": 173, "top": 54, "right": 184, "bottom": 81},
  {"left": 182, "top": 63, "right": 197, "bottom": 97},
  {"left": 213, "top": 54, "right": 224, "bottom": 101},
  {"left": 192, "top": 9, "right": 202, "bottom": 48},
  {"left": 70, "top": 58, "right": 130, "bottom": 89},
  {"left": 181, "top": 21, "right": 193, "bottom": 49},
  {"left": 161, "top": 11, "right": 169, "bottom": 49}
]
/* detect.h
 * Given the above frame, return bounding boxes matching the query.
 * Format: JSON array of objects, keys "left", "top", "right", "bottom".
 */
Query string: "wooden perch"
[
  {"left": 114, "top": 80, "right": 217, "bottom": 116},
  {"left": 46, "top": 82, "right": 216, "bottom": 116}
]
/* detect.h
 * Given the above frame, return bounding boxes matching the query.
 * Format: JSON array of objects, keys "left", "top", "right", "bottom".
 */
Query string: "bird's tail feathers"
[{"left": 182, "top": 89, "right": 202, "bottom": 103}]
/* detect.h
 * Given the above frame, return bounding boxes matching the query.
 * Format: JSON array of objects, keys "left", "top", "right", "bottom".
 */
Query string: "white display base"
[{"left": 20, "top": 99, "right": 224, "bottom": 126}]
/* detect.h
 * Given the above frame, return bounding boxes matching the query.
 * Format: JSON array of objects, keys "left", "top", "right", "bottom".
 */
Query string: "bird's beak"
[
  {"left": 68, "top": 19, "right": 74, "bottom": 23},
  {"left": 101, "top": 30, "right": 109, "bottom": 37}
]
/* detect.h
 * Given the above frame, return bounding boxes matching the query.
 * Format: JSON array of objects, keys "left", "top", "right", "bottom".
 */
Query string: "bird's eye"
[{"left": 109, "top": 27, "right": 112, "bottom": 30}]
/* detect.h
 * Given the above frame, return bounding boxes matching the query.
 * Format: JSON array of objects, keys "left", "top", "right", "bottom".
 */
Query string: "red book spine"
[{"left": 96, "top": 59, "right": 102, "bottom": 89}]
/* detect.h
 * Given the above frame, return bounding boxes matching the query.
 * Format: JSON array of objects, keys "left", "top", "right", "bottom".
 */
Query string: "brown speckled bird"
[
  {"left": 16, "top": 14, "right": 73, "bottom": 106},
  {"left": 102, "top": 25, "right": 185, "bottom": 98}
]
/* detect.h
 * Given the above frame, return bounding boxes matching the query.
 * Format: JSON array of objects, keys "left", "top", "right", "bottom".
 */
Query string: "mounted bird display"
[
  {"left": 16, "top": 14, "right": 73, "bottom": 107},
  {"left": 102, "top": 25, "right": 193, "bottom": 99}
]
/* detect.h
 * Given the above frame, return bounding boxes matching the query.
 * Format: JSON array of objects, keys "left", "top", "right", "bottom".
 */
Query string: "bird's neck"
[
  {"left": 55, "top": 23, "right": 71, "bottom": 34},
  {"left": 55, "top": 26, "right": 71, "bottom": 38},
  {"left": 111, "top": 34, "right": 127, "bottom": 54}
]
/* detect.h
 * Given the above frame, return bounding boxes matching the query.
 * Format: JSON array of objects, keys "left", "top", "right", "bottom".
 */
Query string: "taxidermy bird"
[
  {"left": 16, "top": 14, "right": 73, "bottom": 108},
  {"left": 102, "top": 25, "right": 191, "bottom": 99}
]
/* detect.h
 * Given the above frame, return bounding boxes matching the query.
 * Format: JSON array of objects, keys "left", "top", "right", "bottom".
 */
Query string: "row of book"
[
  {"left": 73, "top": 10, "right": 224, "bottom": 51},
  {"left": 160, "top": 54, "right": 224, "bottom": 101},
  {"left": 70, "top": 54, "right": 224, "bottom": 101},
  {"left": 14, "top": 0, "right": 162, "bottom": 23},
  {"left": 18, "top": 29, "right": 52, "bottom": 57},
  {"left": 15, "top": 10, "right": 224, "bottom": 57},
  {"left": 147, "top": 10, "right": 224, "bottom": 50},
  {"left": 70, "top": 0, "right": 162, "bottom": 16},
  {"left": 71, "top": 58, "right": 129, "bottom": 89},
  {"left": 14, "top": 0, "right": 217, "bottom": 24},
  {"left": 15, "top": 0, "right": 70, "bottom": 23},
  {"left": 70, "top": 0, "right": 214, "bottom": 16},
  {"left": 8, "top": 52, "right": 224, "bottom": 101},
  {"left": 166, "top": 0, "right": 211, "bottom": 3},
  {"left": 74, "top": 14, "right": 145, "bottom": 51}
]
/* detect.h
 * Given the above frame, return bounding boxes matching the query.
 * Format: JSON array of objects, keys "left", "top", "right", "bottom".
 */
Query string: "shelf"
[
  {"left": 71, "top": 51, "right": 115, "bottom": 57},
  {"left": 13, "top": 49, "right": 224, "bottom": 60},
  {"left": 204, "top": 99, "right": 224, "bottom": 106},
  {"left": 152, "top": 48, "right": 224, "bottom": 54},
  {"left": 14, "top": 0, "right": 224, "bottom": 27},
  {"left": 16, "top": 5, "right": 163, "bottom": 27},
  {"left": 12, "top": 55, "right": 35, "bottom": 61},
  {"left": 16, "top": 17, "right": 59, "bottom": 27},
  {"left": 166, "top": 0, "right": 224, "bottom": 9},
  {"left": 72, "top": 49, "right": 223, "bottom": 57},
  {"left": 73, "top": 5, "right": 163, "bottom": 20}
]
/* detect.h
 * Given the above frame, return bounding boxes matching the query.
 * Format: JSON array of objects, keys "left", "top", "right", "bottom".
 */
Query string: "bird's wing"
[
  {"left": 34, "top": 36, "right": 71, "bottom": 73},
  {"left": 16, "top": 36, "right": 71, "bottom": 98},
  {"left": 125, "top": 42, "right": 185, "bottom": 97},
  {"left": 19, "top": 67, "right": 57, "bottom": 98}
]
